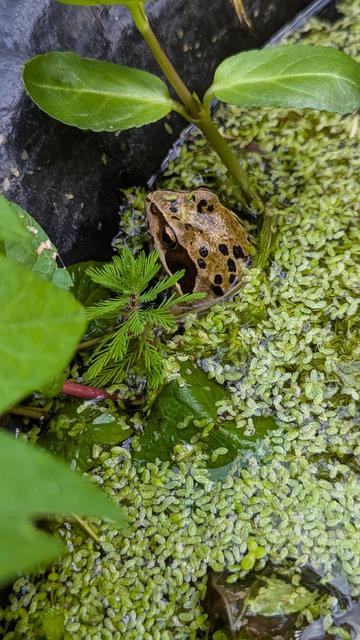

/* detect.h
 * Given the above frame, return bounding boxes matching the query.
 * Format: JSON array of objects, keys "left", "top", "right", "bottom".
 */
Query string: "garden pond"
[{"left": 1, "top": 0, "right": 360, "bottom": 637}]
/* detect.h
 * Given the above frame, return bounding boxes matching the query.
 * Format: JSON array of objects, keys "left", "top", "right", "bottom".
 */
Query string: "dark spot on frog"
[
  {"left": 150, "top": 203, "right": 159, "bottom": 216},
  {"left": 199, "top": 246, "right": 208, "bottom": 258},
  {"left": 197, "top": 198, "right": 208, "bottom": 213},
  {"left": 218, "top": 244, "right": 229, "bottom": 256},
  {"left": 207, "top": 204, "right": 215, "bottom": 213},
  {"left": 214, "top": 274, "right": 222, "bottom": 285},
  {"left": 233, "top": 245, "right": 244, "bottom": 259},
  {"left": 197, "top": 258, "right": 206, "bottom": 269},
  {"left": 185, "top": 223, "right": 192, "bottom": 230},
  {"left": 170, "top": 205, "right": 178, "bottom": 213},
  {"left": 212, "top": 285, "right": 224, "bottom": 296},
  {"left": 229, "top": 273, "right": 236, "bottom": 285},
  {"left": 227, "top": 258, "right": 236, "bottom": 272}
]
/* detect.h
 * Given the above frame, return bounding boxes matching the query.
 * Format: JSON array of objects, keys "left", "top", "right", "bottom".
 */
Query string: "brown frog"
[{"left": 145, "top": 187, "right": 251, "bottom": 301}]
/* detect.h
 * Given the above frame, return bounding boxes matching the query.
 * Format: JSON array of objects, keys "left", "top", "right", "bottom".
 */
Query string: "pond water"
[{"left": 1, "top": 0, "right": 359, "bottom": 637}]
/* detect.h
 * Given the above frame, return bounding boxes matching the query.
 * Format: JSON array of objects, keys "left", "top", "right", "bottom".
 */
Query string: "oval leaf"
[
  {"left": 0, "top": 255, "right": 86, "bottom": 414},
  {"left": 23, "top": 52, "right": 175, "bottom": 131},
  {"left": 0, "top": 195, "right": 31, "bottom": 243},
  {"left": 208, "top": 45, "right": 360, "bottom": 114}
]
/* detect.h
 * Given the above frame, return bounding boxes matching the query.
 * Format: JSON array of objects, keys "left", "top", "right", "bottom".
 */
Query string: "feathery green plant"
[{"left": 84, "top": 248, "right": 204, "bottom": 389}]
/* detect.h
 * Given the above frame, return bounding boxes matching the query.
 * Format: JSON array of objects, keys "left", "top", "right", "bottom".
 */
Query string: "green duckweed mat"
[{"left": 1, "top": 0, "right": 359, "bottom": 637}]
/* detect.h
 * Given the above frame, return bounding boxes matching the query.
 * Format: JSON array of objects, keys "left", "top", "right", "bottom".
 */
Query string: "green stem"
[
  {"left": 196, "top": 112, "right": 252, "bottom": 204},
  {"left": 129, "top": 3, "right": 252, "bottom": 204},
  {"left": 130, "top": 3, "right": 200, "bottom": 119},
  {"left": 9, "top": 406, "right": 48, "bottom": 420}
]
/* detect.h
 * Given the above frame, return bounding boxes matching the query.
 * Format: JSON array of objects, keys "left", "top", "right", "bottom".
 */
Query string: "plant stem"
[
  {"left": 9, "top": 406, "right": 48, "bottom": 420},
  {"left": 130, "top": 4, "right": 200, "bottom": 120},
  {"left": 196, "top": 112, "right": 252, "bottom": 203},
  {"left": 78, "top": 333, "right": 116, "bottom": 350},
  {"left": 72, "top": 513, "right": 100, "bottom": 545},
  {"left": 129, "top": 3, "right": 252, "bottom": 204}
]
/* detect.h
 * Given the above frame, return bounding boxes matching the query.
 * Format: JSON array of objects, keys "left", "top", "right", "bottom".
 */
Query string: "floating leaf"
[
  {"left": 135, "top": 363, "right": 277, "bottom": 468},
  {"left": 207, "top": 45, "right": 360, "bottom": 114},
  {"left": 40, "top": 398, "right": 133, "bottom": 470},
  {"left": 23, "top": 52, "right": 177, "bottom": 132},
  {"left": 0, "top": 255, "right": 86, "bottom": 414},
  {"left": 0, "top": 429, "right": 129, "bottom": 584},
  {"left": 0, "top": 195, "right": 72, "bottom": 290}
]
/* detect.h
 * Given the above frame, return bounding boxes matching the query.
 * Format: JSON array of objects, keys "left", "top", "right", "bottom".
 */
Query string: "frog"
[{"left": 145, "top": 187, "right": 252, "bottom": 304}]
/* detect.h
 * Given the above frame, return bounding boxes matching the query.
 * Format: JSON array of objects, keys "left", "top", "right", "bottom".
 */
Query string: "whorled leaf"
[
  {"left": 23, "top": 52, "right": 177, "bottom": 132},
  {"left": 207, "top": 45, "right": 360, "bottom": 114},
  {"left": 0, "top": 255, "right": 86, "bottom": 414},
  {"left": 135, "top": 363, "right": 277, "bottom": 469},
  {"left": 0, "top": 195, "right": 72, "bottom": 290},
  {"left": 0, "top": 430, "right": 129, "bottom": 584}
]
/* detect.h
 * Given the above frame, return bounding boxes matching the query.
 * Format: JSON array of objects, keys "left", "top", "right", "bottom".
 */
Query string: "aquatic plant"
[
  {"left": 84, "top": 248, "right": 204, "bottom": 388},
  {"left": 23, "top": 0, "right": 360, "bottom": 205}
]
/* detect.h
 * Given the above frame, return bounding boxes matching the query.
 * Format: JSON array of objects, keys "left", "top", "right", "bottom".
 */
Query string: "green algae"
[{"left": 1, "top": 1, "right": 360, "bottom": 637}]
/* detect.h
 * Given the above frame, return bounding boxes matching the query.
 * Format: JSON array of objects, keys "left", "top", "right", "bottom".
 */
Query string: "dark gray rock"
[{"left": 0, "top": 0, "right": 319, "bottom": 263}]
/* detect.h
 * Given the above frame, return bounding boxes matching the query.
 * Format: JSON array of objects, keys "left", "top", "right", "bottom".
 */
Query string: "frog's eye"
[{"left": 161, "top": 225, "right": 177, "bottom": 250}]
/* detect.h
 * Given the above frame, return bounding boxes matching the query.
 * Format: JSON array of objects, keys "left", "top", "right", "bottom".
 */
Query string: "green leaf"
[
  {"left": 0, "top": 195, "right": 72, "bottom": 290},
  {"left": 0, "top": 255, "right": 86, "bottom": 414},
  {"left": 23, "top": 52, "right": 176, "bottom": 132},
  {"left": 57, "top": 0, "right": 150, "bottom": 4},
  {"left": 0, "top": 194, "right": 31, "bottom": 242},
  {"left": 0, "top": 429, "right": 129, "bottom": 584},
  {"left": 208, "top": 45, "right": 360, "bottom": 114},
  {"left": 0, "top": 518, "right": 61, "bottom": 586},
  {"left": 69, "top": 260, "right": 113, "bottom": 338},
  {"left": 40, "top": 398, "right": 133, "bottom": 470},
  {"left": 135, "top": 363, "right": 277, "bottom": 468}
]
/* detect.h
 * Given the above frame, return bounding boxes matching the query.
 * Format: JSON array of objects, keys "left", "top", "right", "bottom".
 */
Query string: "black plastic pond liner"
[{"left": 0, "top": 0, "right": 338, "bottom": 265}]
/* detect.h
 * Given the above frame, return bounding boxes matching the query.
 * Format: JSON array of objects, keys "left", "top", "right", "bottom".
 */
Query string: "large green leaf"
[
  {"left": 207, "top": 45, "right": 360, "bottom": 114},
  {"left": 135, "top": 363, "right": 277, "bottom": 469},
  {"left": 23, "top": 52, "right": 176, "bottom": 132},
  {"left": 68, "top": 260, "right": 113, "bottom": 338},
  {"left": 0, "top": 195, "right": 72, "bottom": 290},
  {"left": 0, "top": 255, "right": 86, "bottom": 414},
  {"left": 57, "top": 0, "right": 150, "bottom": 4},
  {"left": 0, "top": 430, "right": 128, "bottom": 583}
]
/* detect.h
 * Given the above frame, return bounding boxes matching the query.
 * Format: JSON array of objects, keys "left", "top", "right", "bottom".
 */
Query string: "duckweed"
[{"left": 1, "top": 0, "right": 360, "bottom": 637}]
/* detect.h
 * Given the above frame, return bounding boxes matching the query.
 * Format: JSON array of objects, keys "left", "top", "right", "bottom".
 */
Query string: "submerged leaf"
[
  {"left": 40, "top": 398, "right": 132, "bottom": 470},
  {"left": 23, "top": 52, "right": 177, "bottom": 132},
  {"left": 135, "top": 363, "right": 277, "bottom": 468},
  {"left": 208, "top": 45, "right": 360, "bottom": 114}
]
